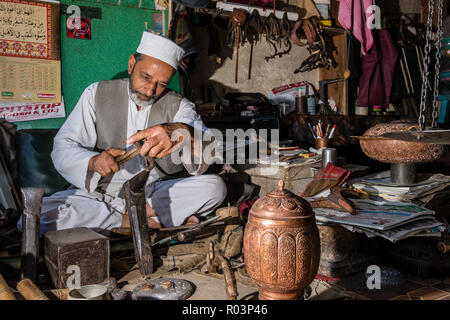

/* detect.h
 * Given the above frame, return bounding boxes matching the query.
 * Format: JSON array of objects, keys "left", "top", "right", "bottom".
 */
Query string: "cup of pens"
[
  {"left": 315, "top": 137, "right": 330, "bottom": 149},
  {"left": 309, "top": 121, "right": 336, "bottom": 149}
]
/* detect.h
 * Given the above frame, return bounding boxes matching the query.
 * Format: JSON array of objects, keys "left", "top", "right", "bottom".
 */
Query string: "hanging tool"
[
  {"left": 227, "top": 9, "right": 247, "bottom": 83},
  {"left": 277, "top": 12, "right": 292, "bottom": 58},
  {"left": 293, "top": 17, "right": 332, "bottom": 73},
  {"left": 245, "top": 10, "right": 261, "bottom": 80},
  {"left": 264, "top": 13, "right": 282, "bottom": 62}
]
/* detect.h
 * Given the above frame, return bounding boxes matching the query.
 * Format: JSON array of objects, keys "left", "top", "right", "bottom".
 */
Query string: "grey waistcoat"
[{"left": 94, "top": 78, "right": 189, "bottom": 180}]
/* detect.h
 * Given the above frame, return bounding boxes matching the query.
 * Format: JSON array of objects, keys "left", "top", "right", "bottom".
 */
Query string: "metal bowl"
[{"left": 359, "top": 121, "right": 446, "bottom": 164}]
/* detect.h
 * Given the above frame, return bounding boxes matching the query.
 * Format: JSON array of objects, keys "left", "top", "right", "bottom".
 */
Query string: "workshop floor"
[
  {"left": 117, "top": 269, "right": 348, "bottom": 300},
  {"left": 114, "top": 265, "right": 450, "bottom": 300}
]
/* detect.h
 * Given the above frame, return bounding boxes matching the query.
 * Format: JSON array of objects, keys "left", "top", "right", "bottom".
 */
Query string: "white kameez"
[{"left": 18, "top": 82, "right": 226, "bottom": 236}]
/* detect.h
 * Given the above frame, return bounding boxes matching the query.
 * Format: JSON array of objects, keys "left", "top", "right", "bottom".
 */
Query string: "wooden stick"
[
  {"left": 0, "top": 274, "right": 16, "bottom": 300},
  {"left": 16, "top": 279, "right": 49, "bottom": 300},
  {"left": 235, "top": 29, "right": 240, "bottom": 83}
]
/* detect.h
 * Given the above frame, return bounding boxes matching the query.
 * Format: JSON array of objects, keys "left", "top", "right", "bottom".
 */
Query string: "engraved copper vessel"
[
  {"left": 243, "top": 181, "right": 320, "bottom": 300},
  {"left": 359, "top": 121, "right": 446, "bottom": 164}
]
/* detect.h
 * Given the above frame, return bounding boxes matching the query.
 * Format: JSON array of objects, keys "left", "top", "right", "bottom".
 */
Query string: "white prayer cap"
[{"left": 136, "top": 31, "right": 185, "bottom": 70}]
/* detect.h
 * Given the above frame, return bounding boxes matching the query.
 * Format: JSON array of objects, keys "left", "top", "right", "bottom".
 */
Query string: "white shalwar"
[{"left": 18, "top": 82, "right": 226, "bottom": 236}]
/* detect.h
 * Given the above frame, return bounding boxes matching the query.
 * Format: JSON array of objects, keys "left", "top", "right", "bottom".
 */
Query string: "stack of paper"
[
  {"left": 350, "top": 172, "right": 450, "bottom": 202},
  {"left": 312, "top": 199, "right": 446, "bottom": 243}
]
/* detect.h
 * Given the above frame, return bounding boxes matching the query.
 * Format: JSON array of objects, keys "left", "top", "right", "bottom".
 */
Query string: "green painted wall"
[{"left": 16, "top": 0, "right": 178, "bottom": 130}]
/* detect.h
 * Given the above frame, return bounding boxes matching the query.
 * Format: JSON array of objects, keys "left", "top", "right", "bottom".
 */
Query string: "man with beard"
[{"left": 19, "top": 32, "right": 226, "bottom": 235}]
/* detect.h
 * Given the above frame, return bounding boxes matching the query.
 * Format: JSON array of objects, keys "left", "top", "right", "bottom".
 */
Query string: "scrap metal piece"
[
  {"left": 100, "top": 277, "right": 117, "bottom": 294},
  {"left": 20, "top": 187, "right": 45, "bottom": 283},
  {"left": 111, "top": 288, "right": 128, "bottom": 300},
  {"left": 131, "top": 278, "right": 195, "bottom": 300},
  {"left": 310, "top": 186, "right": 360, "bottom": 215},
  {"left": 123, "top": 167, "right": 154, "bottom": 276}
]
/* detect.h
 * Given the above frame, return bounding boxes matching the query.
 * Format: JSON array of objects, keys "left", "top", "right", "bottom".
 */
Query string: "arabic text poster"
[{"left": 0, "top": 0, "right": 53, "bottom": 59}]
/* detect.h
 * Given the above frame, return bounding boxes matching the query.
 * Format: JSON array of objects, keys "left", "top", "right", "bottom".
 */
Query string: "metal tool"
[
  {"left": 123, "top": 164, "right": 155, "bottom": 276},
  {"left": 114, "top": 139, "right": 146, "bottom": 166},
  {"left": 152, "top": 215, "right": 222, "bottom": 249},
  {"left": 217, "top": 254, "right": 238, "bottom": 300},
  {"left": 20, "top": 187, "right": 45, "bottom": 283},
  {"left": 318, "top": 78, "right": 346, "bottom": 114},
  {"left": 309, "top": 186, "right": 361, "bottom": 215},
  {"left": 227, "top": 9, "right": 247, "bottom": 83}
]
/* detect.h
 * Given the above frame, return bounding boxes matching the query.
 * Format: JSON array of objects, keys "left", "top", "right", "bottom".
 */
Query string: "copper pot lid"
[{"left": 250, "top": 181, "right": 314, "bottom": 220}]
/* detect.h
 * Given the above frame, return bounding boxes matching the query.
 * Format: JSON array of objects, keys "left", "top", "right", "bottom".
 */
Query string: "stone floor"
[{"left": 117, "top": 268, "right": 349, "bottom": 301}]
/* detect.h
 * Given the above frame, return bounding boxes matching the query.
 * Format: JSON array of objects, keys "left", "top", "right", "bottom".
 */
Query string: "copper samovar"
[{"left": 243, "top": 181, "right": 320, "bottom": 300}]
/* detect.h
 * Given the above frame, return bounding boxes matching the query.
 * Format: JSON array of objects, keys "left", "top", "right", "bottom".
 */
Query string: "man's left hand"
[{"left": 126, "top": 123, "right": 192, "bottom": 159}]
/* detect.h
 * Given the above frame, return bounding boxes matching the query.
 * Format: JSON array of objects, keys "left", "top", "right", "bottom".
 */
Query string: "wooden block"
[{"left": 407, "top": 287, "right": 449, "bottom": 300}]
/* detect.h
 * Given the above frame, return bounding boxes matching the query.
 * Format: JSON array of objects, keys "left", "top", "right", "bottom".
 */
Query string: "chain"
[
  {"left": 419, "top": 0, "right": 435, "bottom": 131},
  {"left": 432, "top": 0, "right": 444, "bottom": 127}
]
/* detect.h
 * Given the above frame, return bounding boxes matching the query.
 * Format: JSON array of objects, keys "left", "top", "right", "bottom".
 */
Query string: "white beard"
[{"left": 129, "top": 91, "right": 155, "bottom": 108}]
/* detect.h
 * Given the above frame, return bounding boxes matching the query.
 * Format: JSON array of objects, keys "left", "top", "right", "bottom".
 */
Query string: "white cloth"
[
  {"left": 136, "top": 31, "right": 185, "bottom": 70},
  {"left": 17, "top": 81, "right": 226, "bottom": 235}
]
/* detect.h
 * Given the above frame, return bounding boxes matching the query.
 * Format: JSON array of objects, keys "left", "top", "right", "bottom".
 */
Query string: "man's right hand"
[{"left": 88, "top": 148, "right": 126, "bottom": 177}]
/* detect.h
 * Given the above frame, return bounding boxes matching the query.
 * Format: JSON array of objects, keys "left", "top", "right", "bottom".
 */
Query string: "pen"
[
  {"left": 328, "top": 124, "right": 336, "bottom": 139},
  {"left": 308, "top": 122, "right": 316, "bottom": 139}
]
